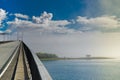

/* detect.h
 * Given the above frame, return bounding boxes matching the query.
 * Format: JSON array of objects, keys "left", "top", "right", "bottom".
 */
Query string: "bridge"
[{"left": 0, "top": 40, "right": 52, "bottom": 80}]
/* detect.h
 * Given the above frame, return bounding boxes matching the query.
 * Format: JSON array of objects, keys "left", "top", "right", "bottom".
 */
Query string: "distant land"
[
  {"left": 37, "top": 52, "right": 58, "bottom": 60},
  {"left": 36, "top": 52, "right": 115, "bottom": 60}
]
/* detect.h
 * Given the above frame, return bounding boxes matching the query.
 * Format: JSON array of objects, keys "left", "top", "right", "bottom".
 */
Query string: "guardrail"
[{"left": 22, "top": 41, "right": 52, "bottom": 80}]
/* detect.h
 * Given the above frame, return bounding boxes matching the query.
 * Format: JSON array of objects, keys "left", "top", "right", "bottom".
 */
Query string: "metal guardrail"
[{"left": 22, "top": 42, "right": 52, "bottom": 80}]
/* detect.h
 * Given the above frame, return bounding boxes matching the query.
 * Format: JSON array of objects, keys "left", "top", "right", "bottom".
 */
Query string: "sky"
[{"left": 0, "top": 0, "right": 120, "bottom": 58}]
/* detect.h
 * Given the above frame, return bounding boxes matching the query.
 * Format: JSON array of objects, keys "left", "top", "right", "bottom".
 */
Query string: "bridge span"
[{"left": 0, "top": 40, "right": 52, "bottom": 80}]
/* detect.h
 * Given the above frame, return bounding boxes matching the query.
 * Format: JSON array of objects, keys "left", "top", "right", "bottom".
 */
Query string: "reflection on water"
[{"left": 42, "top": 59, "right": 120, "bottom": 80}]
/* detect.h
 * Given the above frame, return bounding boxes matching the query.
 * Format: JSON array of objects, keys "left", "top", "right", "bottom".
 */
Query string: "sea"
[{"left": 42, "top": 59, "right": 120, "bottom": 80}]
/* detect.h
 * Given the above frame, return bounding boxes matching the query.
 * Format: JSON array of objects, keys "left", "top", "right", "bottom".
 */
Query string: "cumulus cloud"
[
  {"left": 7, "top": 13, "right": 120, "bottom": 34},
  {"left": 7, "top": 18, "right": 38, "bottom": 32},
  {"left": 1, "top": 10, "right": 71, "bottom": 34},
  {"left": 1, "top": 8, "right": 120, "bottom": 34},
  {"left": 14, "top": 13, "right": 29, "bottom": 19},
  {"left": 74, "top": 15, "right": 120, "bottom": 32},
  {"left": 8, "top": 11, "right": 73, "bottom": 34},
  {"left": 0, "top": 9, "right": 7, "bottom": 26},
  {"left": 32, "top": 11, "right": 53, "bottom": 24}
]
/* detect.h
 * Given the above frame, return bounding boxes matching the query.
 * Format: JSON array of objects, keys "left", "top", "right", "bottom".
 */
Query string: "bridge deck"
[
  {"left": 0, "top": 41, "right": 19, "bottom": 73},
  {"left": 0, "top": 41, "right": 52, "bottom": 80},
  {"left": 14, "top": 43, "right": 31, "bottom": 80},
  {"left": 14, "top": 43, "right": 26, "bottom": 80}
]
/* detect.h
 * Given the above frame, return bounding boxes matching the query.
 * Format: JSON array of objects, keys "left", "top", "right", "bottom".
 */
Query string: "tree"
[{"left": 37, "top": 52, "right": 58, "bottom": 59}]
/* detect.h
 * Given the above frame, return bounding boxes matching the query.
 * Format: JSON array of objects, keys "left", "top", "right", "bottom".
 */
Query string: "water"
[{"left": 42, "top": 59, "right": 120, "bottom": 80}]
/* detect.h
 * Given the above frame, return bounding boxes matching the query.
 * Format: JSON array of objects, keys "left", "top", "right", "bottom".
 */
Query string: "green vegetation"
[
  {"left": 37, "top": 52, "right": 58, "bottom": 60},
  {"left": 37, "top": 52, "right": 115, "bottom": 61}
]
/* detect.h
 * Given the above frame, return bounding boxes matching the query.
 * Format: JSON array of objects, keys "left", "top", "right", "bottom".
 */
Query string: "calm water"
[{"left": 42, "top": 59, "right": 120, "bottom": 80}]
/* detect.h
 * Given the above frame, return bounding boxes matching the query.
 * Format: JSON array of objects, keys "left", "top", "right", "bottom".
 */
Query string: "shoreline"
[{"left": 40, "top": 57, "right": 115, "bottom": 61}]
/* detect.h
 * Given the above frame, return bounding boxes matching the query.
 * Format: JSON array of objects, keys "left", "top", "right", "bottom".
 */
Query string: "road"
[{"left": 0, "top": 41, "right": 20, "bottom": 72}]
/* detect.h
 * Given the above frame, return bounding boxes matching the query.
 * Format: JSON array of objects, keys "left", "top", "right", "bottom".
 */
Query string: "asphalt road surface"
[{"left": 0, "top": 41, "right": 20, "bottom": 72}]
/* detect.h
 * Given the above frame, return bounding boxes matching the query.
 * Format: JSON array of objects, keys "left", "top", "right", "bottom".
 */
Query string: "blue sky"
[
  {"left": 0, "top": 0, "right": 103, "bottom": 19},
  {"left": 1, "top": 0, "right": 120, "bottom": 58}
]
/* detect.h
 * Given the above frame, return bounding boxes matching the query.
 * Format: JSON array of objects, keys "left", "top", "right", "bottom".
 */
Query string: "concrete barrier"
[{"left": 22, "top": 42, "right": 52, "bottom": 80}]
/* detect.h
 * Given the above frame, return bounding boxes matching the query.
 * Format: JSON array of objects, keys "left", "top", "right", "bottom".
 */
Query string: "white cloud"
[
  {"left": 7, "top": 13, "right": 120, "bottom": 34},
  {"left": 14, "top": 13, "right": 29, "bottom": 19},
  {"left": 8, "top": 11, "right": 73, "bottom": 34},
  {"left": 7, "top": 18, "right": 36, "bottom": 32},
  {"left": 1, "top": 8, "right": 120, "bottom": 34},
  {"left": 0, "top": 9, "right": 7, "bottom": 26},
  {"left": 32, "top": 11, "right": 53, "bottom": 24},
  {"left": 75, "top": 16, "right": 120, "bottom": 32}
]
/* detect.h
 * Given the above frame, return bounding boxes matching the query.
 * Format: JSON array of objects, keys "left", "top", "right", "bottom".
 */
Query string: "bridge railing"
[{"left": 23, "top": 42, "right": 52, "bottom": 80}]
